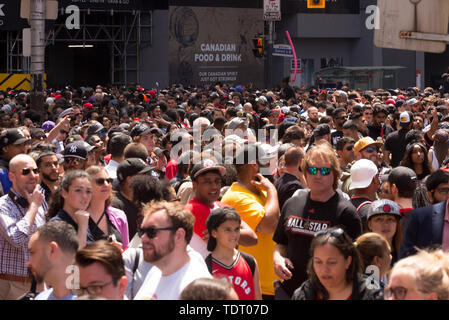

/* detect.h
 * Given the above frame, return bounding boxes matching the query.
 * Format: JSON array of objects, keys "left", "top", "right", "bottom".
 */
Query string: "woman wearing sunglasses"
[
  {"left": 86, "top": 166, "right": 129, "bottom": 250},
  {"left": 386, "top": 249, "right": 449, "bottom": 300},
  {"left": 291, "top": 227, "right": 383, "bottom": 300}
]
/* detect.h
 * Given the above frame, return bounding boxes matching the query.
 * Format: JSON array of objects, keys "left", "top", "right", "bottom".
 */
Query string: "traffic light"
[
  {"left": 307, "top": 0, "right": 325, "bottom": 9},
  {"left": 252, "top": 37, "right": 264, "bottom": 58}
]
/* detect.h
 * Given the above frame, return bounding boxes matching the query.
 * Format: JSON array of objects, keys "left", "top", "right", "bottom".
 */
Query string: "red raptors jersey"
[{"left": 210, "top": 251, "right": 255, "bottom": 300}]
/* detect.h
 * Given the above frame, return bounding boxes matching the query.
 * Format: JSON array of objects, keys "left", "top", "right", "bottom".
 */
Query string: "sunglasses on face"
[
  {"left": 22, "top": 168, "right": 39, "bottom": 175},
  {"left": 35, "top": 135, "right": 45, "bottom": 140},
  {"left": 95, "top": 178, "right": 113, "bottom": 186},
  {"left": 64, "top": 158, "right": 82, "bottom": 164},
  {"left": 346, "top": 145, "right": 354, "bottom": 151},
  {"left": 60, "top": 130, "right": 68, "bottom": 135},
  {"left": 363, "top": 146, "right": 378, "bottom": 153},
  {"left": 137, "top": 226, "right": 177, "bottom": 239},
  {"left": 307, "top": 167, "right": 332, "bottom": 176}
]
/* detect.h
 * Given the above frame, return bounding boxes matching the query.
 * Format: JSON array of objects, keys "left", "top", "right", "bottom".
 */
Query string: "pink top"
[
  {"left": 442, "top": 202, "right": 449, "bottom": 251},
  {"left": 106, "top": 206, "right": 129, "bottom": 249}
]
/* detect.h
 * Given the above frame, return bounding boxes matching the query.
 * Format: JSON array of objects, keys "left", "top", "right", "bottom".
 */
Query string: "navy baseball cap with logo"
[
  {"left": 63, "top": 142, "right": 88, "bottom": 160},
  {"left": 367, "top": 199, "right": 401, "bottom": 221},
  {"left": 0, "top": 129, "right": 31, "bottom": 148}
]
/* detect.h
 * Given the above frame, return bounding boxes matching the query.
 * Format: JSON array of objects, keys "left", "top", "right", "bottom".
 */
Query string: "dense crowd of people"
[{"left": 1, "top": 77, "right": 449, "bottom": 301}]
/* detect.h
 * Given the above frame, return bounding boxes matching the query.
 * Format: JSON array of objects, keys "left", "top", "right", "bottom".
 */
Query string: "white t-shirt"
[
  {"left": 124, "top": 245, "right": 207, "bottom": 300},
  {"left": 133, "top": 252, "right": 211, "bottom": 300}
]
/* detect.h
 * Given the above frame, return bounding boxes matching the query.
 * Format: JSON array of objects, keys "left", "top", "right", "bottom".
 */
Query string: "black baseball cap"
[
  {"left": 116, "top": 158, "right": 147, "bottom": 183},
  {"left": 130, "top": 124, "right": 162, "bottom": 138},
  {"left": 0, "top": 129, "right": 31, "bottom": 148},
  {"left": 388, "top": 166, "right": 417, "bottom": 194},
  {"left": 190, "top": 158, "right": 226, "bottom": 180},
  {"left": 87, "top": 121, "right": 105, "bottom": 137}
]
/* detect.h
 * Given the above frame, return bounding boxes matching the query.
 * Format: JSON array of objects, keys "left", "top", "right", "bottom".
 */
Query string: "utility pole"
[{"left": 29, "top": 0, "right": 46, "bottom": 121}]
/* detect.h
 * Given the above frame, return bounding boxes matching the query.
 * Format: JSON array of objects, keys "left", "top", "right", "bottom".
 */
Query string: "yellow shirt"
[{"left": 221, "top": 182, "right": 279, "bottom": 296}]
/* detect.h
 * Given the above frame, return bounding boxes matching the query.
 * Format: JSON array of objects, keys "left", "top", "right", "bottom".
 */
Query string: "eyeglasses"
[
  {"left": 307, "top": 167, "right": 332, "bottom": 176},
  {"left": 314, "top": 228, "right": 344, "bottom": 238},
  {"left": 137, "top": 226, "right": 177, "bottom": 239},
  {"left": 75, "top": 280, "right": 115, "bottom": 297},
  {"left": 95, "top": 178, "right": 113, "bottom": 186},
  {"left": 363, "top": 146, "right": 379, "bottom": 153},
  {"left": 22, "top": 168, "right": 39, "bottom": 175},
  {"left": 346, "top": 145, "right": 354, "bottom": 151},
  {"left": 384, "top": 286, "right": 409, "bottom": 300},
  {"left": 60, "top": 130, "right": 68, "bottom": 135}
]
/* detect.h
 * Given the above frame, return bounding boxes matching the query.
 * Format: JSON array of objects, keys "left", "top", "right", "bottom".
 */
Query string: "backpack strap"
[
  {"left": 356, "top": 201, "right": 372, "bottom": 212},
  {"left": 240, "top": 251, "right": 256, "bottom": 276},
  {"left": 132, "top": 249, "right": 140, "bottom": 274},
  {"left": 205, "top": 254, "right": 213, "bottom": 274}
]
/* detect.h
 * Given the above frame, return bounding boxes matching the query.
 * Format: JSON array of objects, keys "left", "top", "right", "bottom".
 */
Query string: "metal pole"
[
  {"left": 268, "top": 20, "right": 273, "bottom": 88},
  {"left": 30, "top": 0, "right": 46, "bottom": 121}
]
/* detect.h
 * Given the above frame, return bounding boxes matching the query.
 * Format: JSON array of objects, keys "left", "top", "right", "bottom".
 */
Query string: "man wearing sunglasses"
[
  {"left": 330, "top": 108, "right": 347, "bottom": 148},
  {"left": 336, "top": 137, "right": 355, "bottom": 173},
  {"left": 133, "top": 201, "right": 211, "bottom": 300},
  {"left": 63, "top": 141, "right": 88, "bottom": 172},
  {"left": 0, "top": 154, "right": 47, "bottom": 299},
  {"left": 273, "top": 144, "right": 362, "bottom": 300},
  {"left": 0, "top": 128, "right": 32, "bottom": 195}
]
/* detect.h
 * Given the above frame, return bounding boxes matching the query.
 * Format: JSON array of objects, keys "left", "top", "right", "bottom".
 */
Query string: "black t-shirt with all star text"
[{"left": 273, "top": 190, "right": 362, "bottom": 297}]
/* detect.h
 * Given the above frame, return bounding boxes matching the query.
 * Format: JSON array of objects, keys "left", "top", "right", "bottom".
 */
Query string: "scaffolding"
[{"left": 2, "top": 8, "right": 152, "bottom": 85}]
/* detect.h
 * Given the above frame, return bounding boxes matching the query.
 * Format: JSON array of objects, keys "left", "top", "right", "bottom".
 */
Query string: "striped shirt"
[{"left": 0, "top": 188, "right": 47, "bottom": 277}]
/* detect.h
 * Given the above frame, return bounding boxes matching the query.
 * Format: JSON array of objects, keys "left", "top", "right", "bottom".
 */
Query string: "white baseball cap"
[{"left": 349, "top": 159, "right": 378, "bottom": 190}]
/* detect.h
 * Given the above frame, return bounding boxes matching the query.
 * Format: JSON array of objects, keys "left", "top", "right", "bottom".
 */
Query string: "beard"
[
  {"left": 142, "top": 236, "right": 175, "bottom": 263},
  {"left": 309, "top": 118, "right": 319, "bottom": 123},
  {"left": 42, "top": 172, "right": 59, "bottom": 183}
]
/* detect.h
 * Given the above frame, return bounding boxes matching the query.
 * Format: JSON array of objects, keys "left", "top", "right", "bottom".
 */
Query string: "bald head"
[
  {"left": 8, "top": 154, "right": 39, "bottom": 196},
  {"left": 10, "top": 154, "right": 36, "bottom": 173}
]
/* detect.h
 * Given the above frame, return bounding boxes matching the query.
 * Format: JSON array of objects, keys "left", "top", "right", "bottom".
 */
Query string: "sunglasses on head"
[
  {"left": 137, "top": 226, "right": 177, "bottom": 239},
  {"left": 314, "top": 228, "right": 344, "bottom": 238},
  {"left": 307, "top": 167, "right": 332, "bottom": 176},
  {"left": 22, "top": 168, "right": 38, "bottom": 175},
  {"left": 363, "top": 146, "right": 379, "bottom": 153},
  {"left": 95, "top": 178, "right": 113, "bottom": 186}
]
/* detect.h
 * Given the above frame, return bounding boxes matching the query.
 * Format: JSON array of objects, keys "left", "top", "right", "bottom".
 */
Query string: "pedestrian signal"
[
  {"left": 307, "top": 0, "right": 325, "bottom": 9},
  {"left": 252, "top": 37, "right": 264, "bottom": 58}
]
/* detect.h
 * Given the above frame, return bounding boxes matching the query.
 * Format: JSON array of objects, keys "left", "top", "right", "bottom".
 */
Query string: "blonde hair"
[
  {"left": 390, "top": 249, "right": 449, "bottom": 300},
  {"left": 302, "top": 143, "right": 341, "bottom": 190}
]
